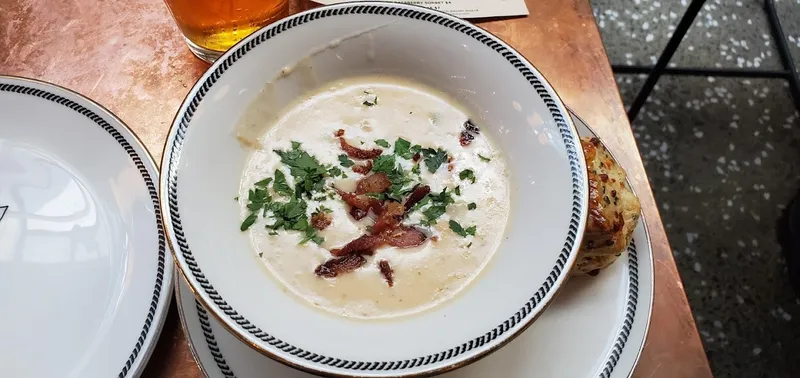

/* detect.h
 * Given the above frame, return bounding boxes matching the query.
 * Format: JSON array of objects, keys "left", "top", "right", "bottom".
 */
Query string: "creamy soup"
[{"left": 237, "top": 76, "right": 511, "bottom": 319}]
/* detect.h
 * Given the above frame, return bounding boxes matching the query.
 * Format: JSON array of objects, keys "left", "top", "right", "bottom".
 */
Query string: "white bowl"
[{"left": 161, "top": 2, "right": 588, "bottom": 377}]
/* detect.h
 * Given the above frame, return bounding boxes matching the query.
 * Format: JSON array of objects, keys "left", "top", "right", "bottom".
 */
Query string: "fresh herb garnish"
[
  {"left": 338, "top": 154, "right": 354, "bottom": 167},
  {"left": 327, "top": 166, "right": 344, "bottom": 178},
  {"left": 421, "top": 147, "right": 449, "bottom": 173},
  {"left": 419, "top": 188, "right": 455, "bottom": 225},
  {"left": 254, "top": 177, "right": 273, "bottom": 187},
  {"left": 478, "top": 153, "right": 491, "bottom": 162},
  {"left": 246, "top": 187, "right": 272, "bottom": 212},
  {"left": 315, "top": 205, "right": 333, "bottom": 214},
  {"left": 372, "top": 154, "right": 396, "bottom": 174},
  {"left": 468, "top": 202, "right": 477, "bottom": 210},
  {"left": 273, "top": 170, "right": 294, "bottom": 197},
  {"left": 459, "top": 169, "right": 476, "bottom": 184},
  {"left": 454, "top": 186, "right": 461, "bottom": 196},
  {"left": 375, "top": 139, "right": 390, "bottom": 148},
  {"left": 449, "top": 220, "right": 477, "bottom": 237},
  {"left": 411, "top": 164, "right": 421, "bottom": 175},
  {"left": 240, "top": 213, "right": 258, "bottom": 231},
  {"left": 422, "top": 206, "right": 447, "bottom": 226},
  {"left": 394, "top": 138, "right": 413, "bottom": 159},
  {"left": 267, "top": 197, "right": 324, "bottom": 245},
  {"left": 363, "top": 92, "right": 378, "bottom": 106},
  {"left": 274, "top": 142, "right": 330, "bottom": 198},
  {"left": 409, "top": 195, "right": 431, "bottom": 213}
]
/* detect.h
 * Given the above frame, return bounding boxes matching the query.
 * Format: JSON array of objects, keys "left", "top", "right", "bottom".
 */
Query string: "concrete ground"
[{"left": 588, "top": 0, "right": 800, "bottom": 376}]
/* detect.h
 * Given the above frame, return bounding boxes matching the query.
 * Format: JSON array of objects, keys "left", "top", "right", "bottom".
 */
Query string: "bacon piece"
[
  {"left": 460, "top": 119, "right": 480, "bottom": 147},
  {"left": 379, "top": 260, "right": 394, "bottom": 287},
  {"left": 355, "top": 172, "right": 391, "bottom": 195},
  {"left": 412, "top": 152, "right": 421, "bottom": 162},
  {"left": 459, "top": 130, "right": 475, "bottom": 147},
  {"left": 311, "top": 212, "right": 332, "bottom": 230},
  {"left": 339, "top": 137, "right": 382, "bottom": 159},
  {"left": 383, "top": 226, "right": 427, "bottom": 248},
  {"left": 334, "top": 129, "right": 345, "bottom": 137},
  {"left": 337, "top": 189, "right": 372, "bottom": 211},
  {"left": 315, "top": 254, "right": 367, "bottom": 278},
  {"left": 349, "top": 207, "right": 367, "bottom": 220},
  {"left": 404, "top": 185, "right": 431, "bottom": 211},
  {"left": 352, "top": 160, "right": 373, "bottom": 175},
  {"left": 464, "top": 119, "right": 480, "bottom": 134},
  {"left": 371, "top": 202, "right": 404, "bottom": 235},
  {"left": 330, "top": 234, "right": 383, "bottom": 256}
]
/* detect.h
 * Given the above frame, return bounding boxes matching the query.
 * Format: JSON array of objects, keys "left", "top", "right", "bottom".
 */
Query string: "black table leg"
[
  {"left": 765, "top": 0, "right": 800, "bottom": 112},
  {"left": 625, "top": 0, "right": 707, "bottom": 122}
]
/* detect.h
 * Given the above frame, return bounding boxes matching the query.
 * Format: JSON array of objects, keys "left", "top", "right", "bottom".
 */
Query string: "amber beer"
[{"left": 164, "top": 0, "right": 290, "bottom": 62}]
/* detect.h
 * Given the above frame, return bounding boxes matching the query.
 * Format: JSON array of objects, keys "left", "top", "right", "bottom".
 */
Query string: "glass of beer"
[{"left": 164, "top": 0, "right": 290, "bottom": 63}]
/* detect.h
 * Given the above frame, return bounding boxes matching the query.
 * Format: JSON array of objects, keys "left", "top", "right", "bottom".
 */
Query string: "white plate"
[
  {"left": 0, "top": 76, "right": 173, "bottom": 378},
  {"left": 161, "top": 2, "right": 588, "bottom": 376},
  {"left": 175, "top": 111, "right": 654, "bottom": 378}
]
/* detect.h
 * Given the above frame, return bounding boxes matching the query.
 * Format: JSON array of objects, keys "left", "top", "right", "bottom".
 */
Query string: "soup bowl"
[{"left": 160, "top": 2, "right": 588, "bottom": 377}]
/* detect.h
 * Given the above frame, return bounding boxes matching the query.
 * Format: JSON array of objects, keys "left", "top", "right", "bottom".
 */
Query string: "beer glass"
[{"left": 164, "top": 0, "right": 290, "bottom": 63}]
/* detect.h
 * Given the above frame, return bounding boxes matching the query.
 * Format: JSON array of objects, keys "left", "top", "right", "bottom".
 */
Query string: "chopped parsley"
[
  {"left": 327, "top": 166, "right": 344, "bottom": 178},
  {"left": 239, "top": 141, "right": 336, "bottom": 244},
  {"left": 267, "top": 197, "right": 324, "bottom": 245},
  {"left": 246, "top": 187, "right": 272, "bottom": 212},
  {"left": 454, "top": 185, "right": 461, "bottom": 196},
  {"left": 273, "top": 170, "right": 294, "bottom": 197},
  {"left": 273, "top": 142, "right": 331, "bottom": 198},
  {"left": 240, "top": 213, "right": 257, "bottom": 231},
  {"left": 419, "top": 188, "right": 455, "bottom": 226},
  {"left": 409, "top": 195, "right": 431, "bottom": 213},
  {"left": 363, "top": 92, "right": 378, "bottom": 106},
  {"left": 411, "top": 164, "right": 421, "bottom": 175},
  {"left": 394, "top": 138, "right": 413, "bottom": 159},
  {"left": 468, "top": 202, "right": 477, "bottom": 210},
  {"left": 478, "top": 153, "right": 492, "bottom": 162},
  {"left": 421, "top": 147, "right": 449, "bottom": 173},
  {"left": 338, "top": 154, "right": 354, "bottom": 167},
  {"left": 459, "top": 169, "right": 476, "bottom": 184},
  {"left": 375, "top": 139, "right": 390, "bottom": 148},
  {"left": 372, "top": 155, "right": 395, "bottom": 173},
  {"left": 254, "top": 177, "right": 273, "bottom": 187},
  {"left": 449, "top": 220, "right": 476, "bottom": 237}
]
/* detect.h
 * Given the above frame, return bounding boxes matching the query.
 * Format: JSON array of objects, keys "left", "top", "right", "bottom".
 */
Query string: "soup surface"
[{"left": 237, "top": 76, "right": 511, "bottom": 319}]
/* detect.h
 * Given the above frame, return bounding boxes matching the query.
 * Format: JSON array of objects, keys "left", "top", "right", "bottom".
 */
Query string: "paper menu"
[{"left": 311, "top": 0, "right": 529, "bottom": 19}]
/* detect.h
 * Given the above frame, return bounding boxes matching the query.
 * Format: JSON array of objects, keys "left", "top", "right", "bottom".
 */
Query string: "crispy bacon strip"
[
  {"left": 459, "top": 130, "right": 475, "bottom": 147},
  {"left": 464, "top": 119, "right": 480, "bottom": 134},
  {"left": 371, "top": 202, "right": 404, "bottom": 235},
  {"left": 383, "top": 226, "right": 427, "bottom": 248},
  {"left": 404, "top": 185, "right": 431, "bottom": 211},
  {"left": 334, "top": 129, "right": 345, "bottom": 137},
  {"left": 460, "top": 119, "right": 480, "bottom": 147},
  {"left": 336, "top": 189, "right": 372, "bottom": 211},
  {"left": 330, "top": 234, "right": 383, "bottom": 256},
  {"left": 379, "top": 260, "right": 394, "bottom": 287},
  {"left": 349, "top": 207, "right": 367, "bottom": 220},
  {"left": 356, "top": 172, "right": 391, "bottom": 195},
  {"left": 315, "top": 254, "right": 367, "bottom": 278},
  {"left": 311, "top": 212, "right": 332, "bottom": 230},
  {"left": 339, "top": 137, "right": 382, "bottom": 159},
  {"left": 352, "top": 160, "right": 373, "bottom": 175}
]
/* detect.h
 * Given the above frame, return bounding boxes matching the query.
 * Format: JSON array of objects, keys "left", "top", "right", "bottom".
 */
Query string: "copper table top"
[{"left": 0, "top": 0, "right": 713, "bottom": 377}]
